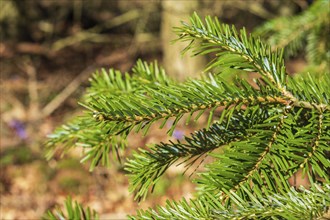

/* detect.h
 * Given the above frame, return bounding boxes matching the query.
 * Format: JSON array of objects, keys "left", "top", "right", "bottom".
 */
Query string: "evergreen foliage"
[
  {"left": 46, "top": 12, "right": 330, "bottom": 219},
  {"left": 254, "top": 0, "right": 330, "bottom": 74},
  {"left": 45, "top": 197, "right": 98, "bottom": 220}
]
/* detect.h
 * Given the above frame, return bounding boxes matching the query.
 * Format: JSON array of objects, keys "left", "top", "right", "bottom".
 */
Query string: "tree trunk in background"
[{"left": 161, "top": 0, "right": 206, "bottom": 81}]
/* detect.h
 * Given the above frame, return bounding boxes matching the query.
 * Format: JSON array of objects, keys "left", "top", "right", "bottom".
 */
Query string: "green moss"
[
  {"left": 56, "top": 158, "right": 83, "bottom": 170},
  {"left": 58, "top": 177, "right": 82, "bottom": 193},
  {"left": 0, "top": 146, "right": 35, "bottom": 166}
]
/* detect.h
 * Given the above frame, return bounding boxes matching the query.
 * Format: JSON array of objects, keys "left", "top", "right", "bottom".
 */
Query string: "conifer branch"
[
  {"left": 87, "top": 73, "right": 293, "bottom": 139},
  {"left": 222, "top": 104, "right": 292, "bottom": 203},
  {"left": 255, "top": 0, "right": 329, "bottom": 71},
  {"left": 131, "top": 185, "right": 330, "bottom": 219},
  {"left": 126, "top": 109, "right": 266, "bottom": 200},
  {"left": 299, "top": 111, "right": 324, "bottom": 169},
  {"left": 86, "top": 59, "right": 172, "bottom": 98},
  {"left": 46, "top": 12, "right": 330, "bottom": 219},
  {"left": 197, "top": 107, "right": 291, "bottom": 197},
  {"left": 46, "top": 116, "right": 127, "bottom": 171},
  {"left": 214, "top": 185, "right": 330, "bottom": 219},
  {"left": 175, "top": 13, "right": 286, "bottom": 89},
  {"left": 175, "top": 13, "right": 330, "bottom": 112},
  {"left": 46, "top": 197, "right": 98, "bottom": 220}
]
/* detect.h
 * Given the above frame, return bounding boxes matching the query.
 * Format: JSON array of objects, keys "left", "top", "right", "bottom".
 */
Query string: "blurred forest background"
[{"left": 0, "top": 0, "right": 315, "bottom": 219}]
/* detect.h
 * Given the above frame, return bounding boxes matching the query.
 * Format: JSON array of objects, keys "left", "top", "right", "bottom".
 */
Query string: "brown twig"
[
  {"left": 41, "top": 65, "right": 96, "bottom": 118},
  {"left": 19, "top": 59, "right": 40, "bottom": 122},
  {"left": 52, "top": 9, "right": 141, "bottom": 51}
]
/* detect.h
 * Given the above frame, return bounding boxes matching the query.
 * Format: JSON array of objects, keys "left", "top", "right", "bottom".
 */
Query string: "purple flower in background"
[
  {"left": 9, "top": 120, "right": 27, "bottom": 140},
  {"left": 173, "top": 129, "right": 184, "bottom": 140},
  {"left": 166, "top": 120, "right": 185, "bottom": 140}
]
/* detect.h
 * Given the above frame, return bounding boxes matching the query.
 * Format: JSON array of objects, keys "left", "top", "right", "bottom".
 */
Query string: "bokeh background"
[{"left": 0, "top": 0, "right": 312, "bottom": 219}]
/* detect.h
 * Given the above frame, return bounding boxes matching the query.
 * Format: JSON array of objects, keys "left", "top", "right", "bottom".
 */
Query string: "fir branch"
[
  {"left": 198, "top": 106, "right": 329, "bottom": 205},
  {"left": 46, "top": 12, "right": 330, "bottom": 219},
  {"left": 214, "top": 185, "right": 330, "bottom": 220},
  {"left": 254, "top": 0, "right": 330, "bottom": 71},
  {"left": 131, "top": 185, "right": 330, "bottom": 219},
  {"left": 86, "top": 59, "right": 172, "bottom": 99},
  {"left": 225, "top": 104, "right": 292, "bottom": 202},
  {"left": 45, "top": 197, "right": 98, "bottom": 220},
  {"left": 126, "top": 109, "right": 266, "bottom": 201},
  {"left": 254, "top": 0, "right": 329, "bottom": 55},
  {"left": 175, "top": 12, "right": 287, "bottom": 91},
  {"left": 287, "top": 73, "right": 330, "bottom": 112},
  {"left": 46, "top": 116, "right": 127, "bottom": 171},
  {"left": 131, "top": 197, "right": 212, "bottom": 220},
  {"left": 297, "top": 110, "right": 330, "bottom": 182},
  {"left": 197, "top": 106, "right": 291, "bottom": 197},
  {"left": 87, "top": 74, "right": 291, "bottom": 139},
  {"left": 299, "top": 110, "right": 325, "bottom": 169},
  {"left": 175, "top": 13, "right": 329, "bottom": 112}
]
